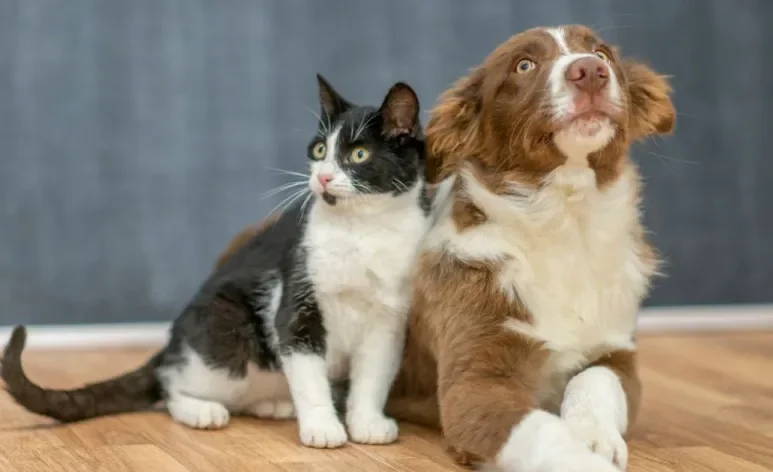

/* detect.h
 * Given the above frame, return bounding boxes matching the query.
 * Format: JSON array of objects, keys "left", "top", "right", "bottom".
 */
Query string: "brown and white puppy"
[{"left": 387, "top": 25, "right": 674, "bottom": 472}]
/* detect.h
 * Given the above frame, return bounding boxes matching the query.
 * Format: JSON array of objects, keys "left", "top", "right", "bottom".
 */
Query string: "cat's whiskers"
[
  {"left": 259, "top": 180, "right": 308, "bottom": 199},
  {"left": 352, "top": 114, "right": 377, "bottom": 142},
  {"left": 308, "top": 108, "right": 331, "bottom": 135},
  {"left": 263, "top": 166, "right": 310, "bottom": 180},
  {"left": 347, "top": 182, "right": 374, "bottom": 212},
  {"left": 298, "top": 193, "right": 314, "bottom": 222},
  {"left": 391, "top": 178, "right": 409, "bottom": 193},
  {"left": 266, "top": 187, "right": 309, "bottom": 219}
]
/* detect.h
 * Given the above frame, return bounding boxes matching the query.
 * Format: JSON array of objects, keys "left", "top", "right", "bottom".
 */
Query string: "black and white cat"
[{"left": 0, "top": 75, "right": 432, "bottom": 449}]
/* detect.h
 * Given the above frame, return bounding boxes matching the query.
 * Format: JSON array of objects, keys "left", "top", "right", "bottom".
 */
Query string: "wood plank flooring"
[{"left": 0, "top": 332, "right": 771, "bottom": 471}]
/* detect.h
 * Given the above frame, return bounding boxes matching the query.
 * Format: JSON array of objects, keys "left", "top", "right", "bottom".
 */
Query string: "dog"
[{"left": 386, "top": 24, "right": 674, "bottom": 472}]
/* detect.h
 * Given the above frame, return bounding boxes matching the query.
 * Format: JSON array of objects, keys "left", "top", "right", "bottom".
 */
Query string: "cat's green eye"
[
  {"left": 311, "top": 142, "right": 326, "bottom": 160},
  {"left": 350, "top": 146, "right": 370, "bottom": 164}
]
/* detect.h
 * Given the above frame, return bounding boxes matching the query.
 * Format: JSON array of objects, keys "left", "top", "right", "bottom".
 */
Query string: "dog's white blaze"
[
  {"left": 544, "top": 27, "right": 623, "bottom": 166},
  {"left": 547, "top": 27, "right": 571, "bottom": 55}
]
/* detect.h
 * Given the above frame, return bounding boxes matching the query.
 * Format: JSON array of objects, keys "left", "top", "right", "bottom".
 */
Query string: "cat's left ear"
[
  {"left": 380, "top": 82, "right": 420, "bottom": 139},
  {"left": 317, "top": 74, "right": 353, "bottom": 118}
]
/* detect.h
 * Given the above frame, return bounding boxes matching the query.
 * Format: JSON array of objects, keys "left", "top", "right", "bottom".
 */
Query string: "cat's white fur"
[
  {"left": 286, "top": 123, "right": 430, "bottom": 447},
  {"left": 158, "top": 123, "right": 430, "bottom": 450},
  {"left": 158, "top": 278, "right": 296, "bottom": 429}
]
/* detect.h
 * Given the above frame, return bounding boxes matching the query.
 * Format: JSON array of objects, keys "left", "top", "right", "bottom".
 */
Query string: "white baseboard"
[
  {"left": 0, "top": 322, "right": 170, "bottom": 350},
  {"left": 637, "top": 304, "right": 773, "bottom": 333},
  {"left": 1, "top": 305, "right": 772, "bottom": 350}
]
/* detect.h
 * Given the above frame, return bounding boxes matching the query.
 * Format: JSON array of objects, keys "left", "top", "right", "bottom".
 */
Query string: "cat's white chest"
[
  {"left": 304, "top": 204, "right": 426, "bottom": 299},
  {"left": 302, "top": 201, "right": 428, "bottom": 375}
]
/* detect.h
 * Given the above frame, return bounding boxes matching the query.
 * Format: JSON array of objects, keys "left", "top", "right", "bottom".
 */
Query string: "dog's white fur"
[{"left": 425, "top": 27, "right": 654, "bottom": 472}]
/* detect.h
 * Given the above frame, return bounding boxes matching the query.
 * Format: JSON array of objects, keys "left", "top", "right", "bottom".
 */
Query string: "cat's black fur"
[{"left": 0, "top": 75, "right": 428, "bottom": 429}]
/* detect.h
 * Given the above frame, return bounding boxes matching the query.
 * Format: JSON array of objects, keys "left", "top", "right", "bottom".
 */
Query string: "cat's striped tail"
[{"left": 0, "top": 325, "right": 164, "bottom": 423}]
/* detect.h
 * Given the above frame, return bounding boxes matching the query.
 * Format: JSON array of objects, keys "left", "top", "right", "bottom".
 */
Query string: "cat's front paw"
[
  {"left": 298, "top": 411, "right": 348, "bottom": 449},
  {"left": 565, "top": 418, "right": 627, "bottom": 470},
  {"left": 346, "top": 411, "right": 399, "bottom": 445},
  {"left": 167, "top": 395, "right": 230, "bottom": 429}
]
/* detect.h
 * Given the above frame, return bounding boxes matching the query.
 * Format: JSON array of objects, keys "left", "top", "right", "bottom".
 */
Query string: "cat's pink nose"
[{"left": 317, "top": 174, "right": 334, "bottom": 188}]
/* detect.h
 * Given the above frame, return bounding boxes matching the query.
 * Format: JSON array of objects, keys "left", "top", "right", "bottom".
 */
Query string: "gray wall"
[{"left": 1, "top": 0, "right": 771, "bottom": 325}]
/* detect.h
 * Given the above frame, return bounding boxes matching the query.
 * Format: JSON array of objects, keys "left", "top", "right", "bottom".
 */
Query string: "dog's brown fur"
[
  {"left": 214, "top": 213, "right": 281, "bottom": 268},
  {"left": 388, "top": 25, "right": 674, "bottom": 467}
]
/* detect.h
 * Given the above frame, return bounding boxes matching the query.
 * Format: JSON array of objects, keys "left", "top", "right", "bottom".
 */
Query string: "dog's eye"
[
  {"left": 515, "top": 59, "right": 536, "bottom": 74},
  {"left": 594, "top": 50, "right": 611, "bottom": 63}
]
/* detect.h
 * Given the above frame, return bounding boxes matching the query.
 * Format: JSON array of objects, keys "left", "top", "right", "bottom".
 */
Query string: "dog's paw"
[
  {"left": 298, "top": 411, "right": 348, "bottom": 449},
  {"left": 493, "top": 410, "right": 622, "bottom": 472},
  {"left": 445, "top": 442, "right": 483, "bottom": 469},
  {"left": 346, "top": 411, "right": 399, "bottom": 445},
  {"left": 566, "top": 418, "right": 628, "bottom": 470},
  {"left": 488, "top": 448, "right": 619, "bottom": 472},
  {"left": 561, "top": 449, "right": 623, "bottom": 472}
]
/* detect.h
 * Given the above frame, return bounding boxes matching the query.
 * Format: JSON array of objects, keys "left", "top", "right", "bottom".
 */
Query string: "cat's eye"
[
  {"left": 350, "top": 146, "right": 370, "bottom": 164},
  {"left": 515, "top": 59, "right": 536, "bottom": 74},
  {"left": 311, "top": 142, "right": 326, "bottom": 160}
]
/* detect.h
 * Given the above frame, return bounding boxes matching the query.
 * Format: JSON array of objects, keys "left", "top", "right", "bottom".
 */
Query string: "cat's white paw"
[
  {"left": 167, "top": 395, "right": 230, "bottom": 429},
  {"left": 346, "top": 411, "right": 399, "bottom": 445},
  {"left": 566, "top": 418, "right": 628, "bottom": 470},
  {"left": 298, "top": 411, "right": 348, "bottom": 448},
  {"left": 248, "top": 399, "right": 296, "bottom": 420}
]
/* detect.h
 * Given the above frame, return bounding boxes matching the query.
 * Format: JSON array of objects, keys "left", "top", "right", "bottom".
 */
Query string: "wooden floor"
[{"left": 0, "top": 332, "right": 771, "bottom": 471}]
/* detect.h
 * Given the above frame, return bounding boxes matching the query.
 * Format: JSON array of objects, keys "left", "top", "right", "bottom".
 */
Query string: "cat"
[{"left": 0, "top": 74, "right": 432, "bottom": 449}]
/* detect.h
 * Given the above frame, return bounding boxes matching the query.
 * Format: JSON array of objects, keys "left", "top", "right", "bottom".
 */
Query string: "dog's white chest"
[
  {"left": 500, "top": 169, "right": 649, "bottom": 353},
  {"left": 438, "top": 167, "right": 652, "bottom": 364}
]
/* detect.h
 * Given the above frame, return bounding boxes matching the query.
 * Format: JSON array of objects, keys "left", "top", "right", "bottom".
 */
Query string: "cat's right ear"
[
  {"left": 316, "top": 74, "right": 353, "bottom": 119},
  {"left": 380, "top": 82, "right": 420, "bottom": 139}
]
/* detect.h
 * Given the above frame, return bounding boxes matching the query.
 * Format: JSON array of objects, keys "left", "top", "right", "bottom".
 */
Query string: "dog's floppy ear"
[
  {"left": 424, "top": 74, "right": 486, "bottom": 184},
  {"left": 623, "top": 60, "right": 676, "bottom": 141}
]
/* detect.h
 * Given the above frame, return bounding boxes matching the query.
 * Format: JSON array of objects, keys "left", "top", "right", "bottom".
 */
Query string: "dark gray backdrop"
[{"left": 1, "top": 0, "right": 771, "bottom": 325}]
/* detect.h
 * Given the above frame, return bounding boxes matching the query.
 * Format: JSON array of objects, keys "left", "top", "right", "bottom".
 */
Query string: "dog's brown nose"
[{"left": 565, "top": 57, "right": 609, "bottom": 93}]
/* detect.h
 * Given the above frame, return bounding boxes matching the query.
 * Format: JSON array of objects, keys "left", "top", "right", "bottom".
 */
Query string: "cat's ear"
[
  {"left": 379, "top": 82, "right": 420, "bottom": 139},
  {"left": 316, "top": 74, "right": 353, "bottom": 119}
]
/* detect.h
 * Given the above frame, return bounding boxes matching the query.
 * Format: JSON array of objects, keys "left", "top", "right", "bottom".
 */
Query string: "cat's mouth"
[{"left": 321, "top": 192, "right": 338, "bottom": 205}]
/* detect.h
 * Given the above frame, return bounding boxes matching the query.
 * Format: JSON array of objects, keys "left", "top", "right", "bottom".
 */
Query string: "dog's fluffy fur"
[{"left": 387, "top": 25, "right": 674, "bottom": 472}]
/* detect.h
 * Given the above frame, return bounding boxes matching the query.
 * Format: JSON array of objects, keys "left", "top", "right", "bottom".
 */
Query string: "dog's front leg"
[
  {"left": 561, "top": 349, "right": 640, "bottom": 470},
  {"left": 436, "top": 328, "right": 621, "bottom": 472}
]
